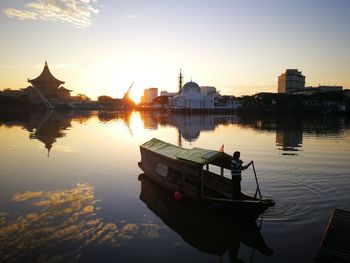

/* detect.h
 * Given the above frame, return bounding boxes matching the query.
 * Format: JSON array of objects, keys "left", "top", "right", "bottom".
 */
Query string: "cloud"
[
  {"left": 3, "top": 0, "right": 100, "bottom": 28},
  {"left": 126, "top": 14, "right": 137, "bottom": 19}
]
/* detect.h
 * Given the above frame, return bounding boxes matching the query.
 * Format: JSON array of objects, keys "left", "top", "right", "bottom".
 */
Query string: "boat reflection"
[{"left": 138, "top": 173, "right": 273, "bottom": 261}]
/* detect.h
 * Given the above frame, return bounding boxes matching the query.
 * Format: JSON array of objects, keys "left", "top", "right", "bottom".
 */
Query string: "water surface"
[{"left": 0, "top": 111, "right": 349, "bottom": 262}]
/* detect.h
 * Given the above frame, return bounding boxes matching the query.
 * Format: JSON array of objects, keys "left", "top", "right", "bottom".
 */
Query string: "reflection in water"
[
  {"left": 140, "top": 111, "right": 241, "bottom": 143},
  {"left": 138, "top": 174, "right": 273, "bottom": 262},
  {"left": 139, "top": 112, "right": 349, "bottom": 152},
  {"left": 169, "top": 114, "right": 242, "bottom": 142},
  {"left": 0, "top": 183, "right": 160, "bottom": 262},
  {"left": 98, "top": 111, "right": 135, "bottom": 136},
  {"left": 0, "top": 110, "right": 134, "bottom": 155},
  {"left": 1, "top": 111, "right": 348, "bottom": 155},
  {"left": 0, "top": 110, "right": 93, "bottom": 156},
  {"left": 28, "top": 111, "right": 71, "bottom": 155},
  {"left": 239, "top": 114, "right": 349, "bottom": 154},
  {"left": 170, "top": 114, "right": 214, "bottom": 142},
  {"left": 97, "top": 111, "right": 132, "bottom": 125},
  {"left": 275, "top": 119, "right": 303, "bottom": 155},
  {"left": 1, "top": 110, "right": 350, "bottom": 262}
]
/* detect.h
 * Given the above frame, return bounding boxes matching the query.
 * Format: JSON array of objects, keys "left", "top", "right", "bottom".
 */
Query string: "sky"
[{"left": 0, "top": 0, "right": 349, "bottom": 102}]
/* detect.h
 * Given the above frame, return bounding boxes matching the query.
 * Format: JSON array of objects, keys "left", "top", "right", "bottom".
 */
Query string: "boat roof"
[{"left": 140, "top": 138, "right": 232, "bottom": 168}]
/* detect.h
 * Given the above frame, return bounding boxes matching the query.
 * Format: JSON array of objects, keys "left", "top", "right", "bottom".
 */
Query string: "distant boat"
[
  {"left": 138, "top": 173, "right": 273, "bottom": 258},
  {"left": 138, "top": 138, "right": 274, "bottom": 220}
]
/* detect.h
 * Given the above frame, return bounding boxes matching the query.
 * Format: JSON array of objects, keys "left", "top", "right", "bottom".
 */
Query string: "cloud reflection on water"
[{"left": 0, "top": 183, "right": 160, "bottom": 262}]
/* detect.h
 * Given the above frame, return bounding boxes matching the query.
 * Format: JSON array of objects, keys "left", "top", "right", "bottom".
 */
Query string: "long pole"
[{"left": 252, "top": 162, "right": 262, "bottom": 199}]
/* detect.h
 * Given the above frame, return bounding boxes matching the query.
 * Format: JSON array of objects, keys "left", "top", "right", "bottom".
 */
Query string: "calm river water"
[{"left": 0, "top": 110, "right": 349, "bottom": 262}]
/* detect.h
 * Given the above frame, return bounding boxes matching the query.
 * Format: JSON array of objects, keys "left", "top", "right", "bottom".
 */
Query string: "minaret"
[{"left": 178, "top": 68, "right": 183, "bottom": 94}]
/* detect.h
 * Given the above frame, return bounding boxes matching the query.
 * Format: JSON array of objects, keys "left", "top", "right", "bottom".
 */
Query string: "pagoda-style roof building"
[{"left": 28, "top": 61, "right": 65, "bottom": 98}]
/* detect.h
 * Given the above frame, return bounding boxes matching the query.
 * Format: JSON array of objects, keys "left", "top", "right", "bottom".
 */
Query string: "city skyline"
[{"left": 1, "top": 0, "right": 349, "bottom": 102}]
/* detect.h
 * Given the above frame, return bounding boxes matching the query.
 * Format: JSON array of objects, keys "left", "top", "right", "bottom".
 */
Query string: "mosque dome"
[{"left": 182, "top": 81, "right": 201, "bottom": 93}]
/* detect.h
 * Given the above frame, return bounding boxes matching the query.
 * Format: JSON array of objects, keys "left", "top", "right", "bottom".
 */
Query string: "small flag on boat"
[{"left": 219, "top": 144, "right": 224, "bottom": 152}]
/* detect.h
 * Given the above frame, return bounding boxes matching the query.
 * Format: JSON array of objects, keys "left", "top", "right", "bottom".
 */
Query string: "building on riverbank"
[
  {"left": 26, "top": 61, "right": 71, "bottom": 101},
  {"left": 141, "top": 88, "right": 158, "bottom": 104},
  {"left": 278, "top": 69, "right": 305, "bottom": 94},
  {"left": 160, "top": 91, "right": 177, "bottom": 97},
  {"left": 293, "top": 85, "right": 343, "bottom": 95},
  {"left": 169, "top": 81, "right": 214, "bottom": 110},
  {"left": 200, "top": 86, "right": 217, "bottom": 96}
]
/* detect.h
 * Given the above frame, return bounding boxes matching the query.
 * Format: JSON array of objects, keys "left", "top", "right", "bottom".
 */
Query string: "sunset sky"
[{"left": 0, "top": 0, "right": 349, "bottom": 102}]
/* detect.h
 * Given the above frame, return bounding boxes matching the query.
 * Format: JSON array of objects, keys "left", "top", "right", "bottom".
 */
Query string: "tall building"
[
  {"left": 278, "top": 69, "right": 305, "bottom": 94},
  {"left": 141, "top": 88, "right": 158, "bottom": 104}
]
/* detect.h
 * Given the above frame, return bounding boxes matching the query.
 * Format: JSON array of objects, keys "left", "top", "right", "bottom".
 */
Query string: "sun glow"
[
  {"left": 129, "top": 111, "right": 144, "bottom": 132},
  {"left": 75, "top": 52, "right": 178, "bottom": 102},
  {"left": 128, "top": 83, "right": 144, "bottom": 104},
  {"left": 77, "top": 63, "right": 156, "bottom": 103}
]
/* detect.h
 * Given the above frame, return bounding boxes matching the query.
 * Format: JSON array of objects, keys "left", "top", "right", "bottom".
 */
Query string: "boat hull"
[{"left": 139, "top": 146, "right": 274, "bottom": 221}]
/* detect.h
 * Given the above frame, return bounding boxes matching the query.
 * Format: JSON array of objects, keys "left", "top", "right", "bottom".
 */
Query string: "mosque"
[{"left": 169, "top": 70, "right": 214, "bottom": 110}]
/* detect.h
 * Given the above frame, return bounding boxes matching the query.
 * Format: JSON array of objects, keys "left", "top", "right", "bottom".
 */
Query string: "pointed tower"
[
  {"left": 178, "top": 68, "right": 183, "bottom": 94},
  {"left": 28, "top": 61, "right": 65, "bottom": 98}
]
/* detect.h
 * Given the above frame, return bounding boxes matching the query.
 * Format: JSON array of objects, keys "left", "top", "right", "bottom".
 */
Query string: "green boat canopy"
[{"left": 140, "top": 138, "right": 233, "bottom": 169}]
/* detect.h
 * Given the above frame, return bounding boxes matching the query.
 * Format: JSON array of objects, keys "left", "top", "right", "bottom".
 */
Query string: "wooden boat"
[
  {"left": 138, "top": 138, "right": 275, "bottom": 220},
  {"left": 138, "top": 173, "right": 273, "bottom": 257}
]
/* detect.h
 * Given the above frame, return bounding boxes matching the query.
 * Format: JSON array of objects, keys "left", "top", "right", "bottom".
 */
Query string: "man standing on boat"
[{"left": 231, "top": 151, "right": 253, "bottom": 199}]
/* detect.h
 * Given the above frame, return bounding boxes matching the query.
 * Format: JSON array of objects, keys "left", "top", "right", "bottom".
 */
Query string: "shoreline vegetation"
[{"left": 1, "top": 90, "right": 349, "bottom": 114}]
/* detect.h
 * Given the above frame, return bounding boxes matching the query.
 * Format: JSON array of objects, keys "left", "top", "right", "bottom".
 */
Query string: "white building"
[
  {"left": 200, "top": 86, "right": 217, "bottom": 95},
  {"left": 224, "top": 99, "right": 241, "bottom": 109},
  {"left": 160, "top": 91, "right": 177, "bottom": 97},
  {"left": 214, "top": 95, "right": 242, "bottom": 109},
  {"left": 169, "top": 81, "right": 214, "bottom": 109}
]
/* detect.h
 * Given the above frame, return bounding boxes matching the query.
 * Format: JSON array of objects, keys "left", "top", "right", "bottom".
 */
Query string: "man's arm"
[{"left": 241, "top": 161, "right": 253, "bottom": 170}]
